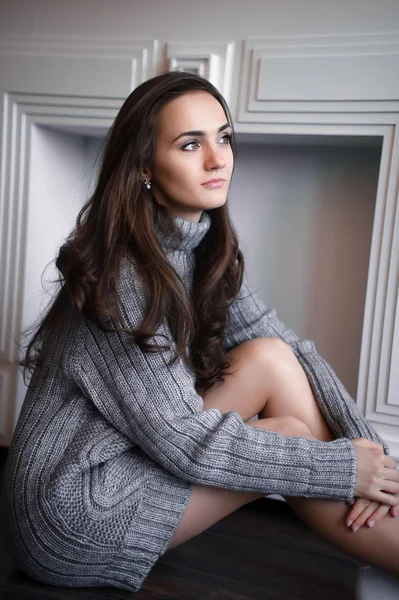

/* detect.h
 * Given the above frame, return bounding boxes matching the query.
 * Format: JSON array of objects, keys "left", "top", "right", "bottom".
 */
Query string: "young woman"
[{"left": 3, "top": 71, "right": 399, "bottom": 593}]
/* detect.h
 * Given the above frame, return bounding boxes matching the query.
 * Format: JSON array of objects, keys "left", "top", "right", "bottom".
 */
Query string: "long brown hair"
[{"left": 20, "top": 71, "right": 245, "bottom": 392}]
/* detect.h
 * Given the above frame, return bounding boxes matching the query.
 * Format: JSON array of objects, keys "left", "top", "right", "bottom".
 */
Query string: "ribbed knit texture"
[{"left": 2, "top": 209, "right": 389, "bottom": 593}]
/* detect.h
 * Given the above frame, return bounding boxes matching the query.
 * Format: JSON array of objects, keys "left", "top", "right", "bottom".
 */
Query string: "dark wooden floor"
[{"left": 0, "top": 447, "right": 361, "bottom": 599}]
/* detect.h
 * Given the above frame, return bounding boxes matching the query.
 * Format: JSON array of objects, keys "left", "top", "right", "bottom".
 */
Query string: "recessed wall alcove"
[
  {"left": 1, "top": 84, "right": 398, "bottom": 459},
  {"left": 15, "top": 121, "right": 383, "bottom": 439},
  {"left": 231, "top": 133, "right": 383, "bottom": 403},
  {"left": 14, "top": 123, "right": 106, "bottom": 424}
]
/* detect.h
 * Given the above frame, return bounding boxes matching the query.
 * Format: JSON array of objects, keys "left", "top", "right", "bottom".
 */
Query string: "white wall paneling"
[
  {"left": 0, "top": 25, "right": 398, "bottom": 456},
  {"left": 0, "top": 35, "right": 157, "bottom": 97},
  {"left": 237, "top": 33, "right": 399, "bottom": 122},
  {"left": 167, "top": 41, "right": 234, "bottom": 103},
  {"left": 0, "top": 367, "right": 17, "bottom": 444},
  {"left": 388, "top": 281, "right": 399, "bottom": 410},
  {"left": 231, "top": 33, "right": 399, "bottom": 459},
  {"left": 0, "top": 96, "right": 122, "bottom": 447},
  {"left": 0, "top": 35, "right": 158, "bottom": 446},
  {"left": 0, "top": 93, "right": 122, "bottom": 361}
]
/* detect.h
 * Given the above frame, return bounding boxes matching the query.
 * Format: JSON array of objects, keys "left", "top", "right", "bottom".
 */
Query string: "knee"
[
  {"left": 245, "top": 337, "right": 293, "bottom": 371},
  {"left": 244, "top": 337, "right": 291, "bottom": 360}
]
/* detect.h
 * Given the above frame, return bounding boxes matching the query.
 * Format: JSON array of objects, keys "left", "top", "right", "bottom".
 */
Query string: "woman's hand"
[
  {"left": 351, "top": 438, "right": 399, "bottom": 505},
  {"left": 345, "top": 497, "right": 398, "bottom": 532}
]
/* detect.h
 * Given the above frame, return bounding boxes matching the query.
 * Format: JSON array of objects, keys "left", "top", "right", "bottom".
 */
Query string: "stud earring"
[{"left": 144, "top": 178, "right": 152, "bottom": 190}]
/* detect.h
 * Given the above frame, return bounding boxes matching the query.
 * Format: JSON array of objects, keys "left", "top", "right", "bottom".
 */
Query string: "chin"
[
  {"left": 212, "top": 196, "right": 228, "bottom": 209},
  {"left": 202, "top": 195, "right": 228, "bottom": 209}
]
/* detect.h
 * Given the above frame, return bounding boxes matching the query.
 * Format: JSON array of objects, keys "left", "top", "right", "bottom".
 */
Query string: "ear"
[{"left": 141, "top": 167, "right": 152, "bottom": 181}]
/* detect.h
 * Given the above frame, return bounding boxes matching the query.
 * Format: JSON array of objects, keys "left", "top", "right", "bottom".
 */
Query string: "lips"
[{"left": 202, "top": 178, "right": 225, "bottom": 185}]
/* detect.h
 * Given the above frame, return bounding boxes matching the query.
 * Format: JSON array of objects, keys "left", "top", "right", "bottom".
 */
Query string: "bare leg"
[
  {"left": 167, "top": 338, "right": 399, "bottom": 578},
  {"left": 285, "top": 493, "right": 399, "bottom": 579},
  {"left": 244, "top": 342, "right": 399, "bottom": 579},
  {"left": 216, "top": 339, "right": 399, "bottom": 578}
]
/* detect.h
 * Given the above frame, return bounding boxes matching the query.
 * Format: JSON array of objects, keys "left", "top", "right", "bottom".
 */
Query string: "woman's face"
[{"left": 148, "top": 91, "right": 234, "bottom": 223}]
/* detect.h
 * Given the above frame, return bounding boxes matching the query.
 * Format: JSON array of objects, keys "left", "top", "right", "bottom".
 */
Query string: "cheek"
[
  {"left": 226, "top": 148, "right": 234, "bottom": 171},
  {"left": 155, "top": 157, "right": 198, "bottom": 192}
]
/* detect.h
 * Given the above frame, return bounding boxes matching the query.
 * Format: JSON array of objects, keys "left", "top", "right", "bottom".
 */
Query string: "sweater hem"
[{"left": 110, "top": 469, "right": 194, "bottom": 592}]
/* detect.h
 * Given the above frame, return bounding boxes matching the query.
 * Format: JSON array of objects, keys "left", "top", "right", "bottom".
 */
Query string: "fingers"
[
  {"left": 347, "top": 501, "right": 389, "bottom": 532},
  {"left": 383, "top": 466, "right": 399, "bottom": 482},
  {"left": 346, "top": 498, "right": 372, "bottom": 529},
  {"left": 377, "top": 491, "right": 399, "bottom": 506},
  {"left": 376, "top": 469, "right": 399, "bottom": 505},
  {"left": 383, "top": 455, "right": 398, "bottom": 469},
  {"left": 379, "top": 478, "right": 399, "bottom": 495},
  {"left": 363, "top": 504, "right": 391, "bottom": 528}
]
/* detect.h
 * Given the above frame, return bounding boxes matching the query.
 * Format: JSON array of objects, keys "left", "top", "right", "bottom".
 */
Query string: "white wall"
[
  {"left": 1, "top": 0, "right": 398, "bottom": 40},
  {"left": 22, "top": 126, "right": 85, "bottom": 332},
  {"left": 14, "top": 126, "right": 102, "bottom": 419},
  {"left": 231, "top": 141, "right": 381, "bottom": 399},
  {"left": 1, "top": 0, "right": 397, "bottom": 448},
  {"left": 18, "top": 125, "right": 381, "bottom": 403}
]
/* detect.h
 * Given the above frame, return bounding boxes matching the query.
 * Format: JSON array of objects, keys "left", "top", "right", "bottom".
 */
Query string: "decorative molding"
[
  {"left": 238, "top": 33, "right": 399, "bottom": 122},
  {"left": 0, "top": 34, "right": 157, "bottom": 91},
  {"left": 387, "top": 279, "right": 399, "bottom": 407},
  {"left": 0, "top": 369, "right": 8, "bottom": 438},
  {"left": 0, "top": 92, "right": 128, "bottom": 445},
  {"left": 356, "top": 121, "right": 399, "bottom": 452},
  {"left": 166, "top": 41, "right": 234, "bottom": 103},
  {"left": 229, "top": 33, "right": 399, "bottom": 452},
  {"left": 0, "top": 366, "right": 17, "bottom": 447},
  {"left": 0, "top": 36, "right": 158, "bottom": 446},
  {"left": 0, "top": 33, "right": 398, "bottom": 454},
  {"left": 0, "top": 93, "right": 123, "bottom": 364}
]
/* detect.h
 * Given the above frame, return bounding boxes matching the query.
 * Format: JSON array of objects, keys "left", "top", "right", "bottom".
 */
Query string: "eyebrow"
[{"left": 172, "top": 122, "right": 231, "bottom": 143}]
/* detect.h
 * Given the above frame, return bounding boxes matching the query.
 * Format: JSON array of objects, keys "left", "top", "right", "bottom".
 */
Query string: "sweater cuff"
[{"left": 307, "top": 438, "right": 357, "bottom": 500}]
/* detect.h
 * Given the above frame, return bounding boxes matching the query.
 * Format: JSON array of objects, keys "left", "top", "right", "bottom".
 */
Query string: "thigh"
[
  {"left": 165, "top": 484, "right": 263, "bottom": 551},
  {"left": 196, "top": 337, "right": 288, "bottom": 423},
  {"left": 165, "top": 339, "right": 312, "bottom": 553},
  {"left": 165, "top": 415, "right": 311, "bottom": 552}
]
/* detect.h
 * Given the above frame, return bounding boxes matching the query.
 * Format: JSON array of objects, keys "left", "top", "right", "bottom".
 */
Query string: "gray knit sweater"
[{"left": 2, "top": 209, "right": 389, "bottom": 593}]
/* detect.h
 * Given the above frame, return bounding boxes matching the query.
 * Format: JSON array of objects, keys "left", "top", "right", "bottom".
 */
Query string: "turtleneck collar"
[{"left": 155, "top": 210, "right": 212, "bottom": 252}]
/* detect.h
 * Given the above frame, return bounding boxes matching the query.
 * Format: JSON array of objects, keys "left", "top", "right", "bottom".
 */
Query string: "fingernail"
[
  {"left": 369, "top": 520, "right": 376, "bottom": 528},
  {"left": 353, "top": 525, "right": 360, "bottom": 532},
  {"left": 347, "top": 520, "right": 353, "bottom": 527}
]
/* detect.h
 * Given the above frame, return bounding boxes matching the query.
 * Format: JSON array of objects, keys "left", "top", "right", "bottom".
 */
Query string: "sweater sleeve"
[
  {"left": 225, "top": 271, "right": 390, "bottom": 456},
  {"left": 69, "top": 260, "right": 359, "bottom": 501}
]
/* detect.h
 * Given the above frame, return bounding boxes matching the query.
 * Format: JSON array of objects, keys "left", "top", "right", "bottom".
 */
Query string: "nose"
[{"left": 204, "top": 143, "right": 226, "bottom": 171}]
